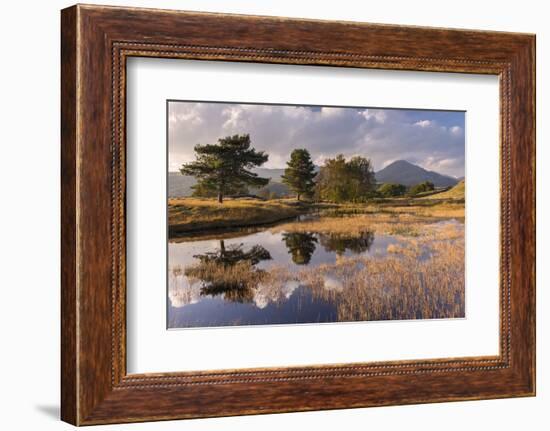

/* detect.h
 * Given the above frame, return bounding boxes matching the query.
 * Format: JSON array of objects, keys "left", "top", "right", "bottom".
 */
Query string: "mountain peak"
[
  {"left": 375, "top": 160, "right": 458, "bottom": 188},
  {"left": 384, "top": 160, "right": 415, "bottom": 168}
]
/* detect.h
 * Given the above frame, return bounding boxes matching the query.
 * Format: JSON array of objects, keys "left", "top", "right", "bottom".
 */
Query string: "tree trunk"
[
  {"left": 218, "top": 192, "right": 223, "bottom": 203},
  {"left": 297, "top": 193, "right": 300, "bottom": 201}
]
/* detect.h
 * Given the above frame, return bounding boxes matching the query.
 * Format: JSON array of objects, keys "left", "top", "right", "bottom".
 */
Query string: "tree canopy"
[
  {"left": 315, "top": 155, "right": 376, "bottom": 203},
  {"left": 281, "top": 149, "right": 317, "bottom": 200},
  {"left": 378, "top": 182, "right": 407, "bottom": 197},
  {"left": 180, "top": 134, "right": 269, "bottom": 203},
  {"left": 282, "top": 232, "right": 318, "bottom": 265},
  {"left": 409, "top": 181, "right": 435, "bottom": 196}
]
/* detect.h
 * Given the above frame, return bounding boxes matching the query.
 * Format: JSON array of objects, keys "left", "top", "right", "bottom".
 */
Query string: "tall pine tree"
[
  {"left": 281, "top": 149, "right": 317, "bottom": 201},
  {"left": 180, "top": 134, "right": 269, "bottom": 203}
]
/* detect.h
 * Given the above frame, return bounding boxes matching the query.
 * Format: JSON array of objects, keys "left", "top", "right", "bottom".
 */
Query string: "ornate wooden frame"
[{"left": 61, "top": 4, "right": 536, "bottom": 425}]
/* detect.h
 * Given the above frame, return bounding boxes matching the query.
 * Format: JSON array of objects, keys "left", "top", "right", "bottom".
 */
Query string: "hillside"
[
  {"left": 168, "top": 169, "right": 290, "bottom": 198},
  {"left": 169, "top": 161, "right": 460, "bottom": 197},
  {"left": 168, "top": 172, "right": 196, "bottom": 198},
  {"left": 427, "top": 180, "right": 465, "bottom": 200},
  {"left": 375, "top": 160, "right": 459, "bottom": 188}
]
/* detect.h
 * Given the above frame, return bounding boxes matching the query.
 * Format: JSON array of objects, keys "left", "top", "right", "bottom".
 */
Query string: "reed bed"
[
  {"left": 174, "top": 222, "right": 465, "bottom": 321},
  {"left": 270, "top": 211, "right": 458, "bottom": 238}
]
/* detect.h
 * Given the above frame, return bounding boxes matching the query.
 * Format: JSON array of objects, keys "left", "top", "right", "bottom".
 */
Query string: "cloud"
[
  {"left": 450, "top": 125, "right": 462, "bottom": 135},
  {"left": 414, "top": 120, "right": 432, "bottom": 128},
  {"left": 361, "top": 109, "right": 387, "bottom": 123},
  {"left": 168, "top": 102, "right": 465, "bottom": 177}
]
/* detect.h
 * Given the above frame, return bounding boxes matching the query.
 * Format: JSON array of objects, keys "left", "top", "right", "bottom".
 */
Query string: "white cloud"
[
  {"left": 168, "top": 102, "right": 465, "bottom": 177},
  {"left": 361, "top": 109, "right": 387, "bottom": 123},
  {"left": 450, "top": 125, "right": 462, "bottom": 135},
  {"left": 320, "top": 107, "right": 346, "bottom": 117},
  {"left": 414, "top": 120, "right": 432, "bottom": 128}
]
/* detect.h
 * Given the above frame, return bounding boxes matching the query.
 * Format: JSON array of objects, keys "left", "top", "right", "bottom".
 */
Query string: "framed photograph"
[{"left": 61, "top": 4, "right": 535, "bottom": 425}]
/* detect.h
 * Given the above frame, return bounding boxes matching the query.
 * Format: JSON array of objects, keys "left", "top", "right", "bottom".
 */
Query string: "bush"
[
  {"left": 409, "top": 181, "right": 435, "bottom": 196},
  {"left": 378, "top": 183, "right": 407, "bottom": 197}
]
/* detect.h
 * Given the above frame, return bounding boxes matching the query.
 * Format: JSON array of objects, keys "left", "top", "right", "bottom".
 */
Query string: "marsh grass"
[
  {"left": 176, "top": 221, "right": 465, "bottom": 321},
  {"left": 272, "top": 214, "right": 421, "bottom": 238},
  {"left": 168, "top": 196, "right": 464, "bottom": 237},
  {"left": 298, "top": 238, "right": 465, "bottom": 321},
  {"left": 168, "top": 197, "right": 304, "bottom": 234}
]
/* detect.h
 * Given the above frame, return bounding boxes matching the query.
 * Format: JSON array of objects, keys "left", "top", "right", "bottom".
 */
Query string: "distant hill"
[
  {"left": 169, "top": 160, "right": 460, "bottom": 197},
  {"left": 168, "top": 172, "right": 195, "bottom": 198},
  {"left": 375, "top": 160, "right": 459, "bottom": 188},
  {"left": 168, "top": 168, "right": 290, "bottom": 198},
  {"left": 427, "top": 180, "right": 465, "bottom": 200},
  {"left": 253, "top": 168, "right": 286, "bottom": 183},
  {"left": 256, "top": 181, "right": 291, "bottom": 197}
]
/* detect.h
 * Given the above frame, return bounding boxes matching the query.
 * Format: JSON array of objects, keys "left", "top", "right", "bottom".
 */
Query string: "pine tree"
[
  {"left": 180, "top": 134, "right": 269, "bottom": 203},
  {"left": 282, "top": 232, "right": 318, "bottom": 265},
  {"left": 281, "top": 149, "right": 317, "bottom": 201}
]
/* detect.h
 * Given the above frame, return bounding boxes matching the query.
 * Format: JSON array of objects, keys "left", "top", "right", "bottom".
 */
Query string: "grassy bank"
[
  {"left": 272, "top": 204, "right": 464, "bottom": 238},
  {"left": 168, "top": 197, "right": 306, "bottom": 235},
  {"left": 426, "top": 180, "right": 465, "bottom": 200},
  {"left": 168, "top": 196, "right": 464, "bottom": 237}
]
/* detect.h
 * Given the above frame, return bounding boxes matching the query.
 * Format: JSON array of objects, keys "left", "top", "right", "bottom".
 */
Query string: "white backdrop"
[
  {"left": 126, "top": 59, "right": 500, "bottom": 373},
  {"left": 0, "top": 1, "right": 547, "bottom": 430}
]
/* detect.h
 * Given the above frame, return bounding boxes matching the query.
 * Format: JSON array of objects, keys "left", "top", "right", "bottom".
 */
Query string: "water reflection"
[
  {"left": 193, "top": 239, "right": 271, "bottom": 266},
  {"left": 281, "top": 232, "right": 318, "bottom": 265},
  {"left": 280, "top": 231, "right": 375, "bottom": 265},
  {"left": 184, "top": 239, "right": 271, "bottom": 304},
  {"left": 319, "top": 231, "right": 374, "bottom": 255},
  {"left": 168, "top": 220, "right": 465, "bottom": 328}
]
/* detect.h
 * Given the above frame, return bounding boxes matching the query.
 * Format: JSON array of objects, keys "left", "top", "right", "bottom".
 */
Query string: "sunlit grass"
[
  {"left": 426, "top": 180, "right": 465, "bottom": 200},
  {"left": 168, "top": 195, "right": 465, "bottom": 238},
  {"left": 299, "top": 238, "right": 465, "bottom": 321},
  {"left": 169, "top": 197, "right": 303, "bottom": 234}
]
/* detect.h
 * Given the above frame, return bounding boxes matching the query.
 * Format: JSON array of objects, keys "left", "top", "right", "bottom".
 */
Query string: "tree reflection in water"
[
  {"left": 183, "top": 231, "right": 375, "bottom": 306},
  {"left": 281, "top": 232, "right": 318, "bottom": 265},
  {"left": 319, "top": 231, "right": 374, "bottom": 255},
  {"left": 185, "top": 239, "right": 271, "bottom": 303}
]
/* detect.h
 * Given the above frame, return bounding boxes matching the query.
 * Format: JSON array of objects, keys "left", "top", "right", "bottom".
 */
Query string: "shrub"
[
  {"left": 378, "top": 183, "right": 407, "bottom": 197},
  {"left": 409, "top": 181, "right": 435, "bottom": 196}
]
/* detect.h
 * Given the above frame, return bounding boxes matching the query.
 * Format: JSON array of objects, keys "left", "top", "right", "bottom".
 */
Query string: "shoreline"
[{"left": 168, "top": 197, "right": 465, "bottom": 240}]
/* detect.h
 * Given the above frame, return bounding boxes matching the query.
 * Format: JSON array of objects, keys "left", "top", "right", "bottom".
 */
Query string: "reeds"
[{"left": 173, "top": 222, "right": 465, "bottom": 321}]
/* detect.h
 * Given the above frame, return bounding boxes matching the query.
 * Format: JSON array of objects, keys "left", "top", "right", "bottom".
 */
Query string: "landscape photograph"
[{"left": 167, "top": 101, "right": 466, "bottom": 329}]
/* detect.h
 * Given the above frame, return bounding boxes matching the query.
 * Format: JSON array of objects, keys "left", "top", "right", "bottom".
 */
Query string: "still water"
[{"left": 168, "top": 225, "right": 405, "bottom": 328}]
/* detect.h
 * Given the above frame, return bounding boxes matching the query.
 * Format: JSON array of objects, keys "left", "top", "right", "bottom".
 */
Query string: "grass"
[
  {"left": 168, "top": 195, "right": 464, "bottom": 238},
  {"left": 298, "top": 236, "right": 465, "bottom": 321},
  {"left": 271, "top": 202, "right": 464, "bottom": 238},
  {"left": 426, "top": 180, "right": 465, "bottom": 200},
  {"left": 168, "top": 197, "right": 305, "bottom": 235},
  {"left": 381, "top": 202, "right": 465, "bottom": 220}
]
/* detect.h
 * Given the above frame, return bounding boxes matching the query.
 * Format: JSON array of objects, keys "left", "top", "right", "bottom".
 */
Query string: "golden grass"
[
  {"left": 168, "top": 195, "right": 464, "bottom": 238},
  {"left": 271, "top": 215, "right": 421, "bottom": 237},
  {"left": 270, "top": 206, "right": 463, "bottom": 238},
  {"left": 426, "top": 180, "right": 465, "bottom": 200},
  {"left": 375, "top": 201, "right": 464, "bottom": 218},
  {"left": 184, "top": 260, "right": 265, "bottom": 290},
  {"left": 299, "top": 238, "right": 464, "bottom": 321},
  {"left": 168, "top": 197, "right": 303, "bottom": 234}
]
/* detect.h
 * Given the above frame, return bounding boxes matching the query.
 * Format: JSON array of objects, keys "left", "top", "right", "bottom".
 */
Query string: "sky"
[{"left": 168, "top": 101, "right": 465, "bottom": 178}]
